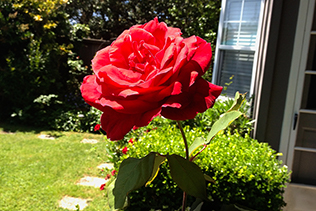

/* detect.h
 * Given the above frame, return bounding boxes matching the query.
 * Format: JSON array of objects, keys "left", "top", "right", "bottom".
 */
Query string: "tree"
[
  {"left": 0, "top": 0, "right": 89, "bottom": 123},
  {"left": 65, "top": 0, "right": 221, "bottom": 43}
]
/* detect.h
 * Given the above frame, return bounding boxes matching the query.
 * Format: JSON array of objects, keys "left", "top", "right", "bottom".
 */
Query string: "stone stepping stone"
[
  {"left": 38, "top": 134, "right": 55, "bottom": 140},
  {"left": 97, "top": 163, "right": 114, "bottom": 170},
  {"left": 59, "top": 196, "right": 90, "bottom": 210},
  {"left": 80, "top": 139, "right": 98, "bottom": 144},
  {"left": 77, "top": 176, "right": 105, "bottom": 188}
]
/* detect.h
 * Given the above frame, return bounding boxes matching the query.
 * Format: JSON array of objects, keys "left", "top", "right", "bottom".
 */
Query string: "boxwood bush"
[{"left": 108, "top": 120, "right": 290, "bottom": 211}]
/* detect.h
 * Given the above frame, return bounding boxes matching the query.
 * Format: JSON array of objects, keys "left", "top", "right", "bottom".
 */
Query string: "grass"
[{"left": 0, "top": 123, "right": 112, "bottom": 211}]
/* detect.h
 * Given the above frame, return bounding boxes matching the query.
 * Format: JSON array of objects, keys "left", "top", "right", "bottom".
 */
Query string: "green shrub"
[
  {"left": 184, "top": 97, "right": 254, "bottom": 136},
  {"left": 0, "top": 1, "right": 90, "bottom": 127},
  {"left": 52, "top": 106, "right": 102, "bottom": 132},
  {"left": 110, "top": 120, "right": 289, "bottom": 211},
  {"left": 197, "top": 132, "right": 289, "bottom": 210}
]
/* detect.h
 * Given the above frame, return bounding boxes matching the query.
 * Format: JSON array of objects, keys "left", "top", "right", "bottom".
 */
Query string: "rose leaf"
[
  {"left": 167, "top": 154, "right": 208, "bottom": 201},
  {"left": 113, "top": 152, "right": 156, "bottom": 209}
]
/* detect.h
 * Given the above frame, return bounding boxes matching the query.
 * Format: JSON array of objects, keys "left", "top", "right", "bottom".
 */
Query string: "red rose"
[
  {"left": 94, "top": 124, "right": 101, "bottom": 131},
  {"left": 122, "top": 146, "right": 128, "bottom": 154},
  {"left": 128, "top": 138, "right": 134, "bottom": 144},
  {"left": 100, "top": 183, "right": 106, "bottom": 190},
  {"left": 81, "top": 18, "right": 222, "bottom": 140},
  {"left": 111, "top": 170, "right": 117, "bottom": 176},
  {"left": 105, "top": 174, "right": 111, "bottom": 180}
]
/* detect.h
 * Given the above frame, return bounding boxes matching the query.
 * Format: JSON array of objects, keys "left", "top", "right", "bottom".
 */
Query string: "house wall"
[{"left": 254, "top": 0, "right": 300, "bottom": 150}]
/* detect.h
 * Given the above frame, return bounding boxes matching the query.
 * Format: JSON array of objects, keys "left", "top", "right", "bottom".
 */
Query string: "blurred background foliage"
[{"left": 0, "top": 0, "right": 221, "bottom": 130}]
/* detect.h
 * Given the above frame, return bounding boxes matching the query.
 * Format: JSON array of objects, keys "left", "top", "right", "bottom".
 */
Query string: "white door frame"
[{"left": 279, "top": 0, "right": 315, "bottom": 170}]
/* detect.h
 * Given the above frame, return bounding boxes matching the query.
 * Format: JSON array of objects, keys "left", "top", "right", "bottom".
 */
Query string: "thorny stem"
[{"left": 176, "top": 121, "right": 189, "bottom": 211}]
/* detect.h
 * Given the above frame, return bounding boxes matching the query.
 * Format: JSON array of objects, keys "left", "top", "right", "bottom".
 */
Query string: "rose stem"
[
  {"left": 190, "top": 144, "right": 207, "bottom": 162},
  {"left": 176, "top": 121, "right": 189, "bottom": 160},
  {"left": 176, "top": 120, "right": 189, "bottom": 211}
]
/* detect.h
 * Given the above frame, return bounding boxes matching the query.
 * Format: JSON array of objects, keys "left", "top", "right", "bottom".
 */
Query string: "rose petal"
[
  {"left": 109, "top": 35, "right": 133, "bottom": 68},
  {"left": 130, "top": 28, "right": 155, "bottom": 45},
  {"left": 100, "top": 107, "right": 161, "bottom": 140},
  {"left": 80, "top": 75, "right": 104, "bottom": 111},
  {"left": 92, "top": 46, "right": 111, "bottom": 73},
  {"left": 161, "top": 79, "right": 222, "bottom": 120},
  {"left": 190, "top": 36, "right": 212, "bottom": 72},
  {"left": 134, "top": 108, "right": 161, "bottom": 128},
  {"left": 97, "top": 65, "right": 143, "bottom": 86},
  {"left": 143, "top": 17, "right": 168, "bottom": 48},
  {"left": 100, "top": 109, "right": 136, "bottom": 140},
  {"left": 171, "top": 81, "right": 182, "bottom": 95},
  {"left": 118, "top": 89, "right": 140, "bottom": 97}
]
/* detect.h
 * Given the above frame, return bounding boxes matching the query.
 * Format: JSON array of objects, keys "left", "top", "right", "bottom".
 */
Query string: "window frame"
[{"left": 212, "top": 0, "right": 265, "bottom": 97}]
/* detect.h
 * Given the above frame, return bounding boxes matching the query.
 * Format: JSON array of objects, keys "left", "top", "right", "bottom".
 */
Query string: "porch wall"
[{"left": 253, "top": 0, "right": 300, "bottom": 150}]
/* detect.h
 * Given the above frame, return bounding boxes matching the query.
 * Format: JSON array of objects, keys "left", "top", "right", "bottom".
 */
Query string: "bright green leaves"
[
  {"left": 206, "top": 92, "right": 246, "bottom": 143},
  {"left": 188, "top": 92, "right": 246, "bottom": 157},
  {"left": 146, "top": 153, "right": 166, "bottom": 186},
  {"left": 206, "top": 110, "right": 242, "bottom": 143},
  {"left": 112, "top": 152, "right": 166, "bottom": 209},
  {"left": 167, "top": 154, "right": 208, "bottom": 201},
  {"left": 112, "top": 153, "right": 209, "bottom": 209},
  {"left": 189, "top": 137, "right": 205, "bottom": 157},
  {"left": 228, "top": 92, "right": 247, "bottom": 112}
]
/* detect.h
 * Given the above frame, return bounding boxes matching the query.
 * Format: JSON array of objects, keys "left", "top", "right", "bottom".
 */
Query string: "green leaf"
[
  {"left": 227, "top": 92, "right": 247, "bottom": 112},
  {"left": 204, "top": 174, "right": 215, "bottom": 183},
  {"left": 188, "top": 137, "right": 205, "bottom": 158},
  {"left": 107, "top": 179, "right": 117, "bottom": 210},
  {"left": 113, "top": 152, "right": 156, "bottom": 209},
  {"left": 146, "top": 154, "right": 166, "bottom": 186},
  {"left": 191, "top": 198, "right": 204, "bottom": 211},
  {"left": 206, "top": 110, "right": 242, "bottom": 143},
  {"left": 167, "top": 154, "right": 208, "bottom": 201}
]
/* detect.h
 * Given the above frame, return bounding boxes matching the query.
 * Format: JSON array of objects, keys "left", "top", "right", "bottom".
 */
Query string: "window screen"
[{"left": 219, "top": 50, "right": 254, "bottom": 97}]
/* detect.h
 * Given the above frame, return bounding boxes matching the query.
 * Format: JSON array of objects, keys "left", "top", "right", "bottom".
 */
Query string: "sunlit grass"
[{"left": 0, "top": 125, "right": 111, "bottom": 211}]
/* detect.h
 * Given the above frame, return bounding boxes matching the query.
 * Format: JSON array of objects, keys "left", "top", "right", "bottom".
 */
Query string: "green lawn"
[{"left": 0, "top": 124, "right": 111, "bottom": 211}]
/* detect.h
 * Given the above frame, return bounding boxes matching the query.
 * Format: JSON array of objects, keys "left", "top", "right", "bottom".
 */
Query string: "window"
[{"left": 212, "top": 0, "right": 264, "bottom": 97}]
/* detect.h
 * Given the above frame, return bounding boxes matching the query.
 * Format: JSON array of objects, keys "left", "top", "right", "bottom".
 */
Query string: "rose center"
[{"left": 128, "top": 41, "right": 158, "bottom": 79}]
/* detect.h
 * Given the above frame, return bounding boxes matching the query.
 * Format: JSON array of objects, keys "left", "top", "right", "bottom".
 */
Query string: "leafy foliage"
[
  {"left": 197, "top": 132, "right": 289, "bottom": 210},
  {"left": 0, "top": 0, "right": 221, "bottom": 129},
  {"left": 65, "top": 0, "right": 221, "bottom": 43},
  {"left": 105, "top": 98, "right": 289, "bottom": 211},
  {"left": 0, "top": 0, "right": 90, "bottom": 126},
  {"left": 184, "top": 96, "right": 254, "bottom": 136}
]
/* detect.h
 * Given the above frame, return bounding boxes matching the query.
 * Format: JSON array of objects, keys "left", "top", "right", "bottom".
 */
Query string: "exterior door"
[
  {"left": 290, "top": 0, "right": 316, "bottom": 186},
  {"left": 281, "top": 0, "right": 316, "bottom": 210}
]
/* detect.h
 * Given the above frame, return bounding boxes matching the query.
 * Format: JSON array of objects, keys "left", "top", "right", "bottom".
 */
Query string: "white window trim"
[{"left": 212, "top": 0, "right": 265, "bottom": 98}]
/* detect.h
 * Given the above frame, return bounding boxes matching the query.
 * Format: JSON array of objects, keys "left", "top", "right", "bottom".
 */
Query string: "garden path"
[{"left": 38, "top": 134, "right": 113, "bottom": 210}]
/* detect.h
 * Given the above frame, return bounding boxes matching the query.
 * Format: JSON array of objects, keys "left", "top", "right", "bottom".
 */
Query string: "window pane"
[
  {"left": 222, "top": 23, "right": 239, "bottom": 45},
  {"left": 221, "top": 0, "right": 261, "bottom": 47},
  {"left": 242, "top": 0, "right": 261, "bottom": 22},
  {"left": 239, "top": 22, "right": 258, "bottom": 46},
  {"left": 224, "top": 1, "right": 242, "bottom": 21},
  {"left": 218, "top": 50, "right": 254, "bottom": 97}
]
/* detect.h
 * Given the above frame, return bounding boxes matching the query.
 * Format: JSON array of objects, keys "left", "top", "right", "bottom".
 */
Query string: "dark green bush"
[
  {"left": 52, "top": 106, "right": 102, "bottom": 132},
  {"left": 0, "top": 1, "right": 90, "bottom": 128},
  {"left": 110, "top": 119, "right": 289, "bottom": 211}
]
